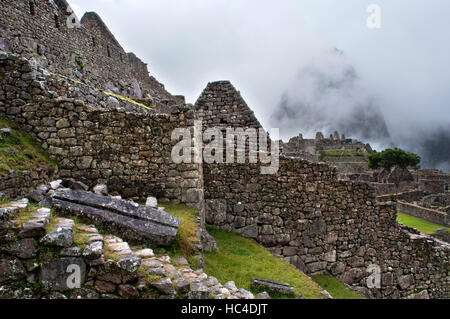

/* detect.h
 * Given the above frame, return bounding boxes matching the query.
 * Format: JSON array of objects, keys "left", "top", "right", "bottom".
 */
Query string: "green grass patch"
[
  {"left": 397, "top": 212, "right": 450, "bottom": 235},
  {"left": 160, "top": 202, "right": 200, "bottom": 261},
  {"left": 204, "top": 226, "right": 326, "bottom": 299},
  {"left": 0, "top": 116, "right": 56, "bottom": 174},
  {"left": 311, "top": 275, "right": 364, "bottom": 299}
]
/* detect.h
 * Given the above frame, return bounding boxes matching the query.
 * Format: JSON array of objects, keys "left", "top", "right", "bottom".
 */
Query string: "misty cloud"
[
  {"left": 271, "top": 49, "right": 391, "bottom": 143},
  {"left": 68, "top": 0, "right": 450, "bottom": 172}
]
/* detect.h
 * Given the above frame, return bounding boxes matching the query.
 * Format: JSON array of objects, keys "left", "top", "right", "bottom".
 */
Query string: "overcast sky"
[{"left": 69, "top": 0, "right": 450, "bottom": 170}]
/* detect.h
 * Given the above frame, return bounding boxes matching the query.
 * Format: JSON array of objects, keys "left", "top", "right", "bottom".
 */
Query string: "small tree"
[{"left": 368, "top": 148, "right": 421, "bottom": 170}]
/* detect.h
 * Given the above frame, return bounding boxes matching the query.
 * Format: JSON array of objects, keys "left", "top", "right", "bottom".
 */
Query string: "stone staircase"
[{"left": 0, "top": 198, "right": 256, "bottom": 299}]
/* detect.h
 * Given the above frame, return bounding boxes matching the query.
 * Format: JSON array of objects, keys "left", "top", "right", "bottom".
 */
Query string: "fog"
[{"left": 68, "top": 0, "right": 450, "bottom": 171}]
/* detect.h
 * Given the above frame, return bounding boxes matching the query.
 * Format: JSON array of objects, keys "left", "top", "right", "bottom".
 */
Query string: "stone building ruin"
[{"left": 0, "top": 0, "right": 448, "bottom": 299}]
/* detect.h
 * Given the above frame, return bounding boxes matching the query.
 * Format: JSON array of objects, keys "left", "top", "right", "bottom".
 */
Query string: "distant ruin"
[{"left": 0, "top": 0, "right": 448, "bottom": 299}]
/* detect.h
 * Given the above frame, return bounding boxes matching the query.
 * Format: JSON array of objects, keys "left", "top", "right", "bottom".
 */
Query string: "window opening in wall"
[
  {"left": 107, "top": 45, "right": 111, "bottom": 58},
  {"left": 92, "top": 37, "right": 96, "bottom": 47},
  {"left": 54, "top": 15, "right": 60, "bottom": 29},
  {"left": 29, "top": 1, "right": 36, "bottom": 16}
]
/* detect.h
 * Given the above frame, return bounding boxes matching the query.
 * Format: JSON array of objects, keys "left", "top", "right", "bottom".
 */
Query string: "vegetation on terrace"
[
  {"left": 203, "top": 226, "right": 327, "bottom": 299},
  {"left": 397, "top": 212, "right": 450, "bottom": 235},
  {"left": 0, "top": 115, "right": 56, "bottom": 174}
]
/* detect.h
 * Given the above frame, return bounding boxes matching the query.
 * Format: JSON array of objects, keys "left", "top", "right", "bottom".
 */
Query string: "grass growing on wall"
[
  {"left": 311, "top": 275, "right": 365, "bottom": 299},
  {"left": 397, "top": 212, "right": 450, "bottom": 235},
  {"left": 204, "top": 226, "right": 327, "bottom": 299},
  {"left": 0, "top": 116, "right": 56, "bottom": 174},
  {"left": 157, "top": 202, "right": 201, "bottom": 264}
]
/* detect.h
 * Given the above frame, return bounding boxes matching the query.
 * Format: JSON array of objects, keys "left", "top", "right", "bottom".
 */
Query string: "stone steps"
[{"left": 1, "top": 197, "right": 256, "bottom": 299}]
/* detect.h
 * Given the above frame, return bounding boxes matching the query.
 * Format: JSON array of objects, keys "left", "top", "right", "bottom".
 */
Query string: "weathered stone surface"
[
  {"left": 27, "top": 190, "right": 44, "bottom": 202},
  {"left": 3, "top": 238, "right": 37, "bottom": 259},
  {"left": 188, "top": 282, "right": 209, "bottom": 299},
  {"left": 83, "top": 241, "right": 103, "bottom": 260},
  {"left": 398, "top": 274, "right": 415, "bottom": 290},
  {"left": 200, "top": 228, "right": 218, "bottom": 252},
  {"left": 60, "top": 247, "right": 82, "bottom": 257},
  {"left": 39, "top": 257, "right": 86, "bottom": 291},
  {"left": 256, "top": 291, "right": 271, "bottom": 299},
  {"left": 150, "top": 277, "right": 175, "bottom": 295},
  {"left": 235, "top": 224, "right": 258, "bottom": 239},
  {"left": 117, "top": 255, "right": 141, "bottom": 273},
  {"left": 118, "top": 284, "right": 139, "bottom": 298},
  {"left": 18, "top": 221, "right": 46, "bottom": 239},
  {"left": 92, "top": 184, "right": 108, "bottom": 196},
  {"left": 51, "top": 189, "right": 181, "bottom": 246},
  {"left": 251, "top": 278, "right": 295, "bottom": 296},
  {"left": 0, "top": 257, "right": 26, "bottom": 284},
  {"left": 145, "top": 197, "right": 158, "bottom": 208},
  {"left": 40, "top": 228, "right": 74, "bottom": 247}
]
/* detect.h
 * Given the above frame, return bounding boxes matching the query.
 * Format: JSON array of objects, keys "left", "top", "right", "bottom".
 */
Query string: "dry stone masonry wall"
[
  {"left": 0, "top": 51, "right": 203, "bottom": 208},
  {"left": 198, "top": 81, "right": 449, "bottom": 299},
  {"left": 0, "top": 0, "right": 178, "bottom": 106}
]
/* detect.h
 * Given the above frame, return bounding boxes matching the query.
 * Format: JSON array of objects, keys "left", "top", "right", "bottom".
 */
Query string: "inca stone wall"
[
  {"left": 0, "top": 0, "right": 179, "bottom": 107},
  {"left": 0, "top": 166, "right": 55, "bottom": 199},
  {"left": 198, "top": 81, "right": 449, "bottom": 299},
  {"left": 0, "top": 51, "right": 203, "bottom": 208}
]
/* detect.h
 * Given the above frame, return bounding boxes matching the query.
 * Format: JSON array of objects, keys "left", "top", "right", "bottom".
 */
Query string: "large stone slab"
[
  {"left": 50, "top": 189, "right": 181, "bottom": 246},
  {"left": 251, "top": 278, "right": 296, "bottom": 296}
]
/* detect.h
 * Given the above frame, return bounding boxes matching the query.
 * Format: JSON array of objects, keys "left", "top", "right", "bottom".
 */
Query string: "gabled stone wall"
[{"left": 198, "top": 81, "right": 449, "bottom": 299}]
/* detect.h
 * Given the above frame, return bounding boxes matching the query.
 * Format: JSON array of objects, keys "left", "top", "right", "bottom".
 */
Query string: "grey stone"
[
  {"left": 150, "top": 277, "right": 175, "bottom": 295},
  {"left": 398, "top": 274, "right": 415, "bottom": 290},
  {"left": 60, "top": 247, "right": 82, "bottom": 257},
  {"left": 92, "top": 184, "right": 108, "bottom": 196},
  {"left": 3, "top": 238, "right": 37, "bottom": 259},
  {"left": 145, "top": 196, "right": 158, "bottom": 208},
  {"left": 0, "top": 258, "right": 26, "bottom": 284},
  {"left": 83, "top": 241, "right": 103, "bottom": 260},
  {"left": 251, "top": 278, "right": 295, "bottom": 296},
  {"left": 188, "top": 282, "right": 209, "bottom": 299},
  {"left": 200, "top": 228, "right": 218, "bottom": 252},
  {"left": 27, "top": 190, "right": 44, "bottom": 202},
  {"left": 50, "top": 189, "right": 181, "bottom": 246},
  {"left": 39, "top": 257, "right": 86, "bottom": 291},
  {"left": 117, "top": 255, "right": 141, "bottom": 273},
  {"left": 235, "top": 224, "right": 258, "bottom": 239},
  {"left": 40, "top": 228, "right": 74, "bottom": 247},
  {"left": 256, "top": 291, "right": 271, "bottom": 299}
]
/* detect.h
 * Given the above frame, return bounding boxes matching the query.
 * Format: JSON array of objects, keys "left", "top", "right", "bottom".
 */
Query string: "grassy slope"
[
  {"left": 312, "top": 275, "right": 364, "bottom": 299},
  {"left": 204, "top": 226, "right": 326, "bottom": 299},
  {"left": 155, "top": 202, "right": 201, "bottom": 264},
  {"left": 397, "top": 212, "right": 450, "bottom": 235},
  {"left": 0, "top": 115, "right": 56, "bottom": 174}
]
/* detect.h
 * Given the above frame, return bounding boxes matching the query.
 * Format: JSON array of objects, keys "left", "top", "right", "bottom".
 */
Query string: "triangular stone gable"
[{"left": 195, "top": 81, "right": 263, "bottom": 129}]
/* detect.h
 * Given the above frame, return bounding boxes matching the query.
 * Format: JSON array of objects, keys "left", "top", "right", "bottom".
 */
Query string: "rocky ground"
[{"left": 0, "top": 180, "right": 261, "bottom": 299}]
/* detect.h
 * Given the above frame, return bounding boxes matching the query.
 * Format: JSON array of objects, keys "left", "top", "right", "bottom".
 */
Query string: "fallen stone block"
[
  {"left": 50, "top": 189, "right": 181, "bottom": 246},
  {"left": 251, "top": 278, "right": 296, "bottom": 296}
]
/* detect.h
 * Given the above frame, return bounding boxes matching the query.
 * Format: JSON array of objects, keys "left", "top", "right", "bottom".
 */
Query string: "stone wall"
[
  {"left": 0, "top": 51, "right": 202, "bottom": 207},
  {"left": 0, "top": 0, "right": 178, "bottom": 105},
  {"left": 198, "top": 81, "right": 449, "bottom": 299},
  {"left": 376, "top": 190, "right": 424, "bottom": 203},
  {"left": 397, "top": 201, "right": 449, "bottom": 227},
  {"left": 0, "top": 167, "right": 54, "bottom": 199}
]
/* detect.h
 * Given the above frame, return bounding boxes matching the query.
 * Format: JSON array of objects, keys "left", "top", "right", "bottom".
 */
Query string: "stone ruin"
[
  {"left": 282, "top": 130, "right": 373, "bottom": 175},
  {"left": 0, "top": 0, "right": 448, "bottom": 299}
]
